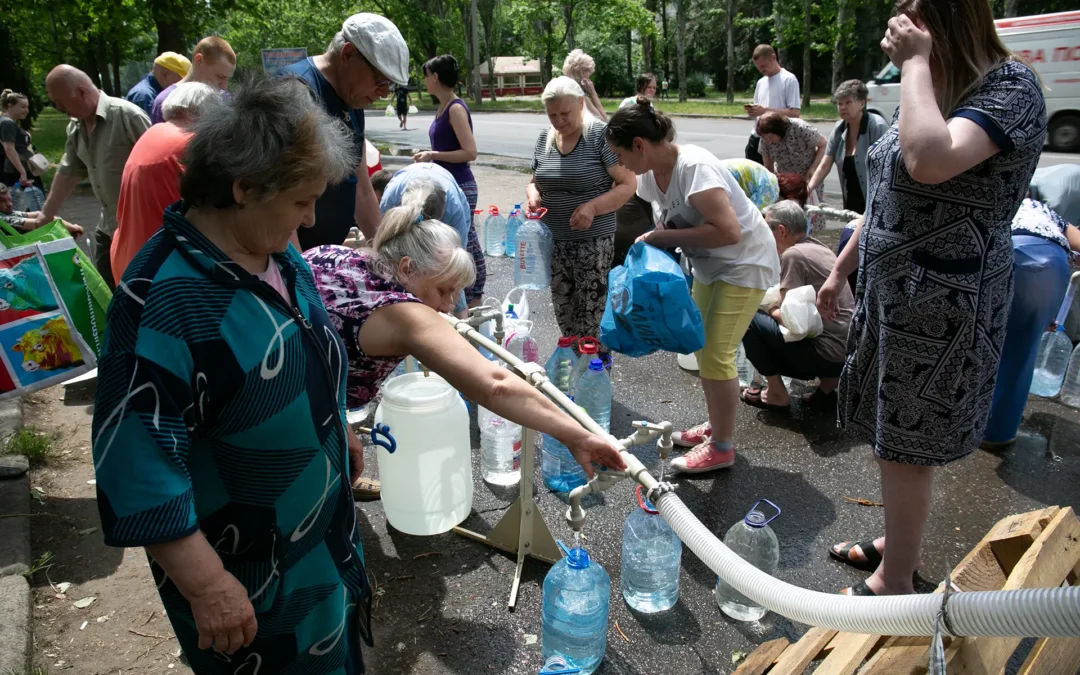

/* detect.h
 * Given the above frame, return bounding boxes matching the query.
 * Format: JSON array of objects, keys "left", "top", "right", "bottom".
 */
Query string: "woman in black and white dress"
[
  {"left": 526, "top": 77, "right": 635, "bottom": 353},
  {"left": 818, "top": 0, "right": 1046, "bottom": 597}
]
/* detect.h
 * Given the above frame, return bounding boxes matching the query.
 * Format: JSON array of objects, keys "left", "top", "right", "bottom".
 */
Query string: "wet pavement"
[{"left": 357, "top": 254, "right": 1080, "bottom": 675}]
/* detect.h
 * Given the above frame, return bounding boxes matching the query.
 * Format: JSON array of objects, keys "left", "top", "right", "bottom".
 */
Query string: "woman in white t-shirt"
[{"left": 606, "top": 100, "right": 781, "bottom": 473}]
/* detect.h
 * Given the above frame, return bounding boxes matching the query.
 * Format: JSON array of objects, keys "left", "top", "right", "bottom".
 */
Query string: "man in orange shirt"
[{"left": 112, "top": 83, "right": 219, "bottom": 282}]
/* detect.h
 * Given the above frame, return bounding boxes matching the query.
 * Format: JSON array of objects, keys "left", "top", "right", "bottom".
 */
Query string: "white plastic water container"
[{"left": 374, "top": 372, "right": 473, "bottom": 535}]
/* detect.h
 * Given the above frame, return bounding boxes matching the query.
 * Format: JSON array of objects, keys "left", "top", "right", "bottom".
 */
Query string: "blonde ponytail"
[{"left": 373, "top": 187, "right": 476, "bottom": 291}]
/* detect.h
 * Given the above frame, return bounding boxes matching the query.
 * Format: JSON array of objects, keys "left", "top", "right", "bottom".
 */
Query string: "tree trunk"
[
  {"left": 661, "top": 1, "right": 669, "bottom": 81},
  {"left": 48, "top": 10, "right": 64, "bottom": 63},
  {"left": 642, "top": 0, "right": 656, "bottom": 74},
  {"left": 1004, "top": 0, "right": 1019, "bottom": 17},
  {"left": 481, "top": 17, "right": 497, "bottom": 101},
  {"left": 564, "top": 3, "right": 575, "bottom": 51},
  {"left": 726, "top": 0, "right": 735, "bottom": 103},
  {"left": 471, "top": 0, "right": 482, "bottom": 105},
  {"left": 111, "top": 40, "right": 122, "bottom": 96},
  {"left": 149, "top": 0, "right": 187, "bottom": 54},
  {"left": 93, "top": 35, "right": 114, "bottom": 95},
  {"left": 832, "top": 0, "right": 848, "bottom": 92},
  {"left": 676, "top": 0, "right": 687, "bottom": 102},
  {"left": 802, "top": 0, "right": 811, "bottom": 108},
  {"left": 627, "top": 29, "right": 633, "bottom": 83}
]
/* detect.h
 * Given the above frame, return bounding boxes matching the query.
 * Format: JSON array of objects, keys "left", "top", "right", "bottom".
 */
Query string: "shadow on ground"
[{"left": 30, "top": 497, "right": 123, "bottom": 586}]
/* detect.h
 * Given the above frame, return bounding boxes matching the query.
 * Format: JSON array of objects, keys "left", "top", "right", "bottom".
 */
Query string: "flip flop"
[
  {"left": 829, "top": 539, "right": 883, "bottom": 572},
  {"left": 840, "top": 580, "right": 876, "bottom": 596},
  {"left": 740, "top": 386, "right": 791, "bottom": 413}
]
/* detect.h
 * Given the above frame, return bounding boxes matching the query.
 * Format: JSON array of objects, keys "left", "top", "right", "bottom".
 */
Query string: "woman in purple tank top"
[{"left": 413, "top": 54, "right": 485, "bottom": 304}]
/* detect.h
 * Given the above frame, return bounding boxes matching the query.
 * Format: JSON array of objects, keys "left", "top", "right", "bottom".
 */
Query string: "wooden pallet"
[{"left": 734, "top": 506, "right": 1080, "bottom": 675}]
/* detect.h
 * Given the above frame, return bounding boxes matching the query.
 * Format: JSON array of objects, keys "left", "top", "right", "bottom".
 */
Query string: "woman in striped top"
[{"left": 526, "top": 77, "right": 635, "bottom": 354}]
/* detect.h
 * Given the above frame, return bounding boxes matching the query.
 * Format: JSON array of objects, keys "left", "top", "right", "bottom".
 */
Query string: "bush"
[{"left": 686, "top": 73, "right": 708, "bottom": 98}]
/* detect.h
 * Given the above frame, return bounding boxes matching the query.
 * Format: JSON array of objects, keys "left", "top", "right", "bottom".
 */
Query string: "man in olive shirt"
[
  {"left": 41, "top": 65, "right": 150, "bottom": 288},
  {"left": 741, "top": 200, "right": 854, "bottom": 412}
]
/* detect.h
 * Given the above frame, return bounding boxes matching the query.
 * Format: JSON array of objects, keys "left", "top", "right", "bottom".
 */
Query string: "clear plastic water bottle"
[
  {"left": 473, "top": 209, "right": 483, "bottom": 250},
  {"left": 542, "top": 432, "right": 586, "bottom": 492},
  {"left": 505, "top": 204, "right": 523, "bottom": 259},
  {"left": 575, "top": 359, "right": 612, "bottom": 434},
  {"left": 506, "top": 319, "right": 541, "bottom": 363},
  {"left": 1059, "top": 343, "right": 1080, "bottom": 409},
  {"left": 541, "top": 541, "right": 610, "bottom": 675},
  {"left": 514, "top": 208, "right": 554, "bottom": 290},
  {"left": 484, "top": 206, "right": 506, "bottom": 257},
  {"left": 1031, "top": 326, "right": 1073, "bottom": 397},
  {"left": 621, "top": 486, "right": 681, "bottom": 613},
  {"left": 715, "top": 499, "right": 780, "bottom": 622},
  {"left": 736, "top": 344, "right": 754, "bottom": 388},
  {"left": 479, "top": 406, "right": 521, "bottom": 485},
  {"left": 569, "top": 338, "right": 602, "bottom": 395},
  {"left": 545, "top": 336, "right": 579, "bottom": 395}
]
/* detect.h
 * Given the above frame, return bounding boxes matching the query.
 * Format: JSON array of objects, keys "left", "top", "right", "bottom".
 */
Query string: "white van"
[{"left": 865, "top": 10, "right": 1080, "bottom": 153}]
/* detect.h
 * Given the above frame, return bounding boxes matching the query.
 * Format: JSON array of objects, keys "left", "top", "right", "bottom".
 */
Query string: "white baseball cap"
[{"left": 342, "top": 13, "right": 410, "bottom": 87}]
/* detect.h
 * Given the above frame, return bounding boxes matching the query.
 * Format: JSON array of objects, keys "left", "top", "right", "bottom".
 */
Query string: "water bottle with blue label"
[
  {"left": 574, "top": 359, "right": 612, "bottom": 434},
  {"left": 621, "top": 486, "right": 681, "bottom": 613},
  {"left": 542, "top": 541, "right": 610, "bottom": 674},
  {"left": 513, "top": 208, "right": 553, "bottom": 290},
  {"left": 505, "top": 204, "right": 524, "bottom": 259},
  {"left": 715, "top": 499, "right": 780, "bottom": 622}
]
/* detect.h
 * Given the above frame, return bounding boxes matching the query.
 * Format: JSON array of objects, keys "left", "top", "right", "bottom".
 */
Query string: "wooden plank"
[
  {"left": 733, "top": 637, "right": 791, "bottom": 675},
  {"left": 769, "top": 627, "right": 838, "bottom": 675},
  {"left": 1017, "top": 637, "right": 1080, "bottom": 675},
  {"left": 857, "top": 636, "right": 933, "bottom": 675},
  {"left": 986, "top": 507, "right": 1058, "bottom": 576},
  {"left": 813, "top": 634, "right": 887, "bottom": 675},
  {"left": 947, "top": 507, "right": 1080, "bottom": 675},
  {"left": 950, "top": 539, "right": 1010, "bottom": 592}
]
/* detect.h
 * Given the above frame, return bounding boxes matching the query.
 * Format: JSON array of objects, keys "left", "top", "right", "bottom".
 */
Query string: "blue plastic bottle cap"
[
  {"left": 566, "top": 547, "right": 591, "bottom": 569},
  {"left": 588, "top": 358, "right": 604, "bottom": 371}
]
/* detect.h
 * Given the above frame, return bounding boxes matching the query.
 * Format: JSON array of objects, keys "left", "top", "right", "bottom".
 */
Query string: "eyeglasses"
[{"left": 361, "top": 55, "right": 392, "bottom": 88}]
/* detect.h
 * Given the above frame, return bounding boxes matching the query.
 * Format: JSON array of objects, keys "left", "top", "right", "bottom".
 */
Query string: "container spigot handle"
[{"left": 370, "top": 423, "right": 397, "bottom": 454}]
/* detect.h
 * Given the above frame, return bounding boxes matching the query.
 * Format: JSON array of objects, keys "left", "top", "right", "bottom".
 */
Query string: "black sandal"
[
  {"left": 829, "top": 539, "right": 882, "bottom": 572},
  {"left": 740, "top": 386, "right": 791, "bottom": 413},
  {"left": 840, "top": 580, "right": 876, "bottom": 596}
]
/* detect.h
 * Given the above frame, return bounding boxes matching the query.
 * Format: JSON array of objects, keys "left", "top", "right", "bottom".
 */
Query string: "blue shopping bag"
[{"left": 600, "top": 241, "right": 705, "bottom": 357}]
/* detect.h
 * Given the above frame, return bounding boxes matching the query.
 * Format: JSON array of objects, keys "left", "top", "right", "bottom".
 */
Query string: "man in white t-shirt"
[{"left": 745, "top": 44, "right": 801, "bottom": 164}]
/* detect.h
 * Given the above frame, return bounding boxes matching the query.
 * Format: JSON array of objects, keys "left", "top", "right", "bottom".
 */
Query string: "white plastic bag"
[
  {"left": 408, "top": 104, "right": 419, "bottom": 114},
  {"left": 779, "top": 285, "right": 824, "bottom": 342},
  {"left": 502, "top": 287, "right": 529, "bottom": 321},
  {"left": 760, "top": 284, "right": 781, "bottom": 310},
  {"left": 385, "top": 104, "right": 395, "bottom": 117}
]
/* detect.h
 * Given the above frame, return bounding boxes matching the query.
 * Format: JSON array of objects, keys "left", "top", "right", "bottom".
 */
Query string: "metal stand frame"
[{"left": 453, "top": 426, "right": 561, "bottom": 609}]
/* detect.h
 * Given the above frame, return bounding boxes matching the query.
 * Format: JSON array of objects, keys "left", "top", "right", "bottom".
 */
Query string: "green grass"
[
  {"left": 5, "top": 427, "right": 54, "bottom": 467},
  {"left": 29, "top": 108, "right": 69, "bottom": 190},
  {"left": 373, "top": 96, "right": 837, "bottom": 119}
]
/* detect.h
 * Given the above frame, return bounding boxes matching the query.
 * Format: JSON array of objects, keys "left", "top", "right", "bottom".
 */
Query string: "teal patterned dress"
[{"left": 91, "top": 204, "right": 372, "bottom": 673}]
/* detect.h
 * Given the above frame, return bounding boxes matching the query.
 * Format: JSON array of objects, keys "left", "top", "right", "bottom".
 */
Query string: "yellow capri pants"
[{"left": 692, "top": 279, "right": 765, "bottom": 381}]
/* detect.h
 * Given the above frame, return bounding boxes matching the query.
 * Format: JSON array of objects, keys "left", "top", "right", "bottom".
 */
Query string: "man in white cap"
[{"left": 279, "top": 13, "right": 409, "bottom": 250}]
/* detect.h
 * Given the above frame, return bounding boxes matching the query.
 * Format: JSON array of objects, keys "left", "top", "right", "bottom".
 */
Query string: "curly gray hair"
[{"left": 833, "top": 79, "right": 868, "bottom": 103}]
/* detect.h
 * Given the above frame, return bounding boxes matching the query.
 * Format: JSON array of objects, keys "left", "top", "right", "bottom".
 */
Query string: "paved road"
[
  {"left": 365, "top": 112, "right": 1080, "bottom": 207},
  {"left": 355, "top": 167, "right": 1080, "bottom": 675}
]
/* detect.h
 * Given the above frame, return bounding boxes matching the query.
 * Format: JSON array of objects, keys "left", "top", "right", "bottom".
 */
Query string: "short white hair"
[
  {"left": 540, "top": 77, "right": 598, "bottom": 153},
  {"left": 162, "top": 82, "right": 218, "bottom": 123},
  {"left": 562, "top": 49, "right": 596, "bottom": 80}
]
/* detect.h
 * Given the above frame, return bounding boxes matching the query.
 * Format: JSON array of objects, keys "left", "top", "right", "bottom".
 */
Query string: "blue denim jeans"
[{"left": 984, "top": 235, "right": 1071, "bottom": 442}]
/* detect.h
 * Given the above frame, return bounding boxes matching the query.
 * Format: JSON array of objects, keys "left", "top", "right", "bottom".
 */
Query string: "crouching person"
[{"left": 740, "top": 200, "right": 853, "bottom": 412}]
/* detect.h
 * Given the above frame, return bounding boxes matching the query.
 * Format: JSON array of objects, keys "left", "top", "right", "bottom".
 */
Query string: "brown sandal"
[{"left": 352, "top": 477, "right": 382, "bottom": 501}]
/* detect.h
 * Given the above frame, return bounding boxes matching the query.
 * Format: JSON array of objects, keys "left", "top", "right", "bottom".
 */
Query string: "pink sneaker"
[
  {"left": 670, "top": 442, "right": 735, "bottom": 473},
  {"left": 672, "top": 422, "right": 711, "bottom": 448}
]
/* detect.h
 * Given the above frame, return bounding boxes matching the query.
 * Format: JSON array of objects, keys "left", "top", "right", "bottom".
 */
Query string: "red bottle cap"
[{"left": 579, "top": 337, "right": 599, "bottom": 354}]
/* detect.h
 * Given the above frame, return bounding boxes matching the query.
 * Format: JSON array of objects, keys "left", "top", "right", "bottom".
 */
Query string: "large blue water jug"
[
  {"left": 541, "top": 542, "right": 610, "bottom": 674},
  {"left": 574, "top": 359, "right": 612, "bottom": 434},
  {"left": 1031, "top": 326, "right": 1073, "bottom": 397},
  {"left": 484, "top": 205, "right": 507, "bottom": 257},
  {"left": 545, "top": 336, "right": 579, "bottom": 395},
  {"left": 621, "top": 486, "right": 681, "bottom": 613},
  {"left": 542, "top": 433, "right": 587, "bottom": 492},
  {"left": 513, "top": 208, "right": 553, "bottom": 290},
  {"left": 505, "top": 204, "right": 524, "bottom": 259}
]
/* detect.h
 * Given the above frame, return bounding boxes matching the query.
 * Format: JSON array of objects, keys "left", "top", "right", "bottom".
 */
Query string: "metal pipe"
[{"left": 805, "top": 204, "right": 862, "bottom": 222}]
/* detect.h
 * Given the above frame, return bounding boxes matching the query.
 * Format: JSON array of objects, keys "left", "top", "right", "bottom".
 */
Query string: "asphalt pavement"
[
  {"left": 357, "top": 239, "right": 1080, "bottom": 674},
  {"left": 364, "top": 111, "right": 1080, "bottom": 206}
]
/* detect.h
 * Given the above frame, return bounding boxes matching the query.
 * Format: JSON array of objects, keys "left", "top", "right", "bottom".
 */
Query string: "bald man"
[{"left": 41, "top": 65, "right": 150, "bottom": 288}]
